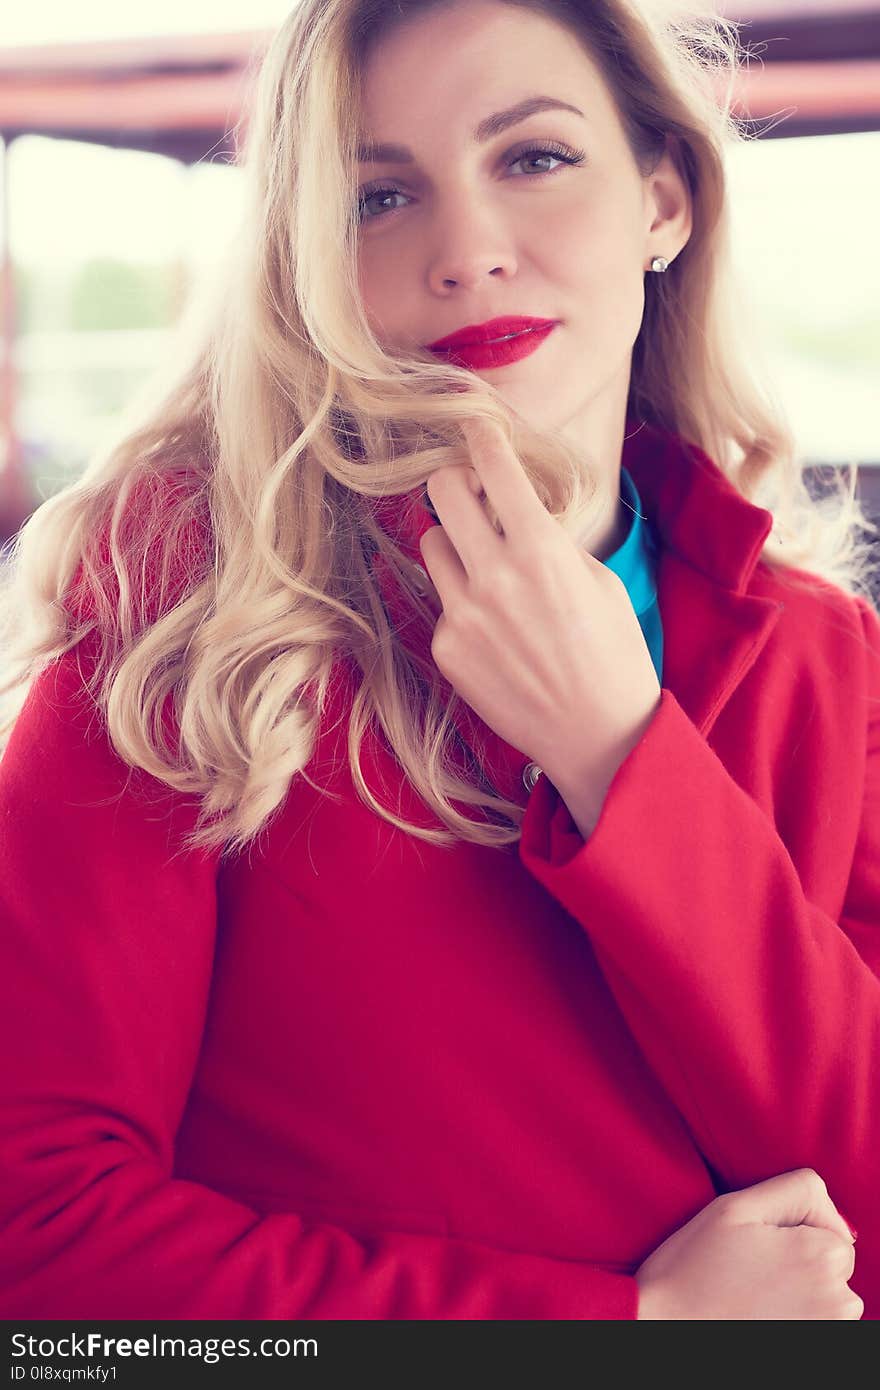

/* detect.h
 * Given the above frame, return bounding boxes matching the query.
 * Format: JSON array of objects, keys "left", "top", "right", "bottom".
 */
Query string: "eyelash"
[{"left": 356, "top": 140, "right": 586, "bottom": 222}]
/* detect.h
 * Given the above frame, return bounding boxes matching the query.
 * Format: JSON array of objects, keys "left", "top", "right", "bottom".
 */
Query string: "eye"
[
  {"left": 357, "top": 188, "right": 410, "bottom": 221},
  {"left": 356, "top": 140, "right": 586, "bottom": 223},
  {"left": 506, "top": 140, "right": 586, "bottom": 178}
]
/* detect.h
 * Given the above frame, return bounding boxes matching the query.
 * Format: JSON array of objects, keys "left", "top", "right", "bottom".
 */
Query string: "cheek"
[
  {"left": 356, "top": 244, "right": 408, "bottom": 335},
  {"left": 548, "top": 208, "right": 645, "bottom": 333},
  {"left": 548, "top": 200, "right": 638, "bottom": 280}
]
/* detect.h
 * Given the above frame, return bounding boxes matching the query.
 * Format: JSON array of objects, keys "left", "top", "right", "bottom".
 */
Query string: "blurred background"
[{"left": 0, "top": 0, "right": 878, "bottom": 579}]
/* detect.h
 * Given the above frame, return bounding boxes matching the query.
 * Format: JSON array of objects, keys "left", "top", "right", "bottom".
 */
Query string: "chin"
[{"left": 495, "top": 389, "right": 578, "bottom": 435}]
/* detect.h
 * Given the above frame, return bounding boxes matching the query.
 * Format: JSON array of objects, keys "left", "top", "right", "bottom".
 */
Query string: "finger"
[
  {"left": 424, "top": 463, "right": 482, "bottom": 520},
  {"left": 425, "top": 464, "right": 498, "bottom": 578},
  {"left": 460, "top": 416, "right": 547, "bottom": 543},
  {"left": 730, "top": 1169, "right": 856, "bottom": 1245},
  {"left": 418, "top": 520, "right": 468, "bottom": 609},
  {"left": 782, "top": 1171, "right": 857, "bottom": 1245}
]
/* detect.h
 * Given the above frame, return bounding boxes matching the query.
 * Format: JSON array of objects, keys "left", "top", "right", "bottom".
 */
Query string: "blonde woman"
[{"left": 0, "top": 0, "right": 876, "bottom": 1320}]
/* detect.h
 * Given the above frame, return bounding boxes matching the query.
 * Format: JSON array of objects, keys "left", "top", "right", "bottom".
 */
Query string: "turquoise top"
[{"left": 600, "top": 466, "right": 664, "bottom": 685}]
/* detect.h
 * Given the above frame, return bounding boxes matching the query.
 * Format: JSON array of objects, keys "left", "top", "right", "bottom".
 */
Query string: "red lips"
[{"left": 425, "top": 316, "right": 559, "bottom": 350}]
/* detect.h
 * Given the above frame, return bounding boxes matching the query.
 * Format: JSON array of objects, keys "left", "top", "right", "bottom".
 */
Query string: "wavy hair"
[{"left": 1, "top": 0, "right": 877, "bottom": 861}]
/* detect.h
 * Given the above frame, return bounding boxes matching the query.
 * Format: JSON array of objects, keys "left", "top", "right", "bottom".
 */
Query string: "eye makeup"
[{"left": 357, "top": 140, "right": 586, "bottom": 222}]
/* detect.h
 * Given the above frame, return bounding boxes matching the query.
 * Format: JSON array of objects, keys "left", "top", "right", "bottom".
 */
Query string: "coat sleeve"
[
  {"left": 0, "top": 638, "right": 638, "bottom": 1320},
  {"left": 519, "top": 593, "right": 880, "bottom": 1315}
]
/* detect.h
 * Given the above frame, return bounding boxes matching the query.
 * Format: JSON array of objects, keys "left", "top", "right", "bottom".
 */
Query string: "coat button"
[
  {"left": 412, "top": 563, "right": 430, "bottom": 594},
  {"left": 522, "top": 761, "right": 543, "bottom": 792}
]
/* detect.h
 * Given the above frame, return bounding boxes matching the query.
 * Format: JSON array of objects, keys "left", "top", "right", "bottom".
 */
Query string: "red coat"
[{"left": 0, "top": 422, "right": 878, "bottom": 1320}]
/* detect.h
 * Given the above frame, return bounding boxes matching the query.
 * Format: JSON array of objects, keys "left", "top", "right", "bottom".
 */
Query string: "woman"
[{"left": 0, "top": 0, "right": 876, "bottom": 1320}]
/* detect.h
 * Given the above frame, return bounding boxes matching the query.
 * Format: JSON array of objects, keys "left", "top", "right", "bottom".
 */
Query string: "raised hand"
[{"left": 418, "top": 416, "right": 661, "bottom": 823}]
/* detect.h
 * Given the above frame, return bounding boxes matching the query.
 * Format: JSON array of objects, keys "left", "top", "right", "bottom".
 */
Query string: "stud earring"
[{"left": 650, "top": 256, "right": 670, "bottom": 273}]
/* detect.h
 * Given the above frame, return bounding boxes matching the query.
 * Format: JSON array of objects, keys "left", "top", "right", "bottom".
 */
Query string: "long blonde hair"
[{"left": 1, "top": 0, "right": 876, "bottom": 862}]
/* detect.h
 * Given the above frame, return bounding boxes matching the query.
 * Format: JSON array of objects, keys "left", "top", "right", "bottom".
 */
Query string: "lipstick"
[{"left": 425, "top": 316, "right": 559, "bottom": 370}]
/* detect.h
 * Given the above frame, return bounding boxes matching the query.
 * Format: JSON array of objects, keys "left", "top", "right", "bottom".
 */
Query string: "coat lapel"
[
  {"left": 368, "top": 418, "right": 785, "bottom": 804},
  {"left": 623, "top": 420, "right": 785, "bottom": 741}
]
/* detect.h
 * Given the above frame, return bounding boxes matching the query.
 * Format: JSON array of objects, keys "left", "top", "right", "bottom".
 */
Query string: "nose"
[{"left": 426, "top": 201, "right": 518, "bottom": 294}]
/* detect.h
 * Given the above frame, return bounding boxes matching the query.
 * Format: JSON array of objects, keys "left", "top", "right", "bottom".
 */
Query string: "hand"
[
  {"left": 635, "top": 1168, "right": 863, "bottom": 1320},
  {"left": 418, "top": 416, "right": 661, "bottom": 804}
]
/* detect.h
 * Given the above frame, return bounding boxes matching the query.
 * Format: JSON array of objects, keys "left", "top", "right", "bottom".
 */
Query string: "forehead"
[{"left": 357, "top": 0, "right": 612, "bottom": 137}]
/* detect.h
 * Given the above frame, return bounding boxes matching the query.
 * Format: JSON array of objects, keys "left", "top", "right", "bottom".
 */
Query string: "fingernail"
[{"left": 840, "top": 1213, "right": 858, "bottom": 1240}]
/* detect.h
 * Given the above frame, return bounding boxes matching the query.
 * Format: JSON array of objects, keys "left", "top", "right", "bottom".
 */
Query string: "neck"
[
  {"left": 588, "top": 490, "right": 631, "bottom": 563},
  {"left": 554, "top": 373, "right": 632, "bottom": 563}
]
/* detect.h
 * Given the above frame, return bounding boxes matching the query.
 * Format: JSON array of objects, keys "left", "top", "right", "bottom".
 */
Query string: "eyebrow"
[{"left": 356, "top": 95, "right": 585, "bottom": 163}]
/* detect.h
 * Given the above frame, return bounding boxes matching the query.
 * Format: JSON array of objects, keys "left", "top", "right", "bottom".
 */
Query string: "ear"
[{"left": 643, "top": 135, "right": 693, "bottom": 264}]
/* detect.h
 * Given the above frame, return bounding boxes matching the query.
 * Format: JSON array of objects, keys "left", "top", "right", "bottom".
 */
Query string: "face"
[{"left": 355, "top": 0, "right": 691, "bottom": 451}]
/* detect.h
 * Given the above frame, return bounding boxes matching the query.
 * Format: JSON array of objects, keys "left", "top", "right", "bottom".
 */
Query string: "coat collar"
[{"left": 367, "top": 417, "right": 785, "bottom": 808}]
